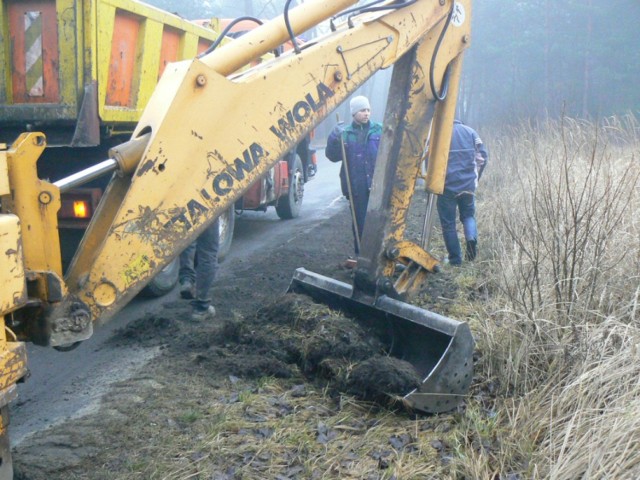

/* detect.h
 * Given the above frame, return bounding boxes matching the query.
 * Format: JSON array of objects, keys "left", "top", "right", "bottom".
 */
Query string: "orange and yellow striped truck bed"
[{"left": 0, "top": 0, "right": 220, "bottom": 146}]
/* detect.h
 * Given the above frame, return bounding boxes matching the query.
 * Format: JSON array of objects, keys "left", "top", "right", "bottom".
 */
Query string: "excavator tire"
[{"left": 139, "top": 258, "right": 179, "bottom": 297}]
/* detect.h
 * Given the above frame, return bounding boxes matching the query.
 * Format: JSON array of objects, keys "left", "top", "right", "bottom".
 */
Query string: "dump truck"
[
  {"left": 0, "top": 0, "right": 475, "bottom": 476},
  {"left": 0, "top": 0, "right": 317, "bottom": 296}
]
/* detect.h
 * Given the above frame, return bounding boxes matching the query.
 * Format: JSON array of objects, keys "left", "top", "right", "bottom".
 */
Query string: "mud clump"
[
  {"left": 110, "top": 313, "right": 182, "bottom": 347},
  {"left": 193, "top": 350, "right": 294, "bottom": 379},
  {"left": 245, "top": 293, "right": 387, "bottom": 369},
  {"left": 346, "top": 355, "right": 422, "bottom": 403}
]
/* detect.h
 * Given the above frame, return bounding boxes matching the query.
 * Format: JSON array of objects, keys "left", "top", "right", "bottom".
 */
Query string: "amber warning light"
[{"left": 73, "top": 200, "right": 90, "bottom": 218}]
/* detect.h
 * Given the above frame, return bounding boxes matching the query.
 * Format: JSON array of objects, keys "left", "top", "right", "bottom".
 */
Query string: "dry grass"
[
  {"left": 59, "top": 371, "right": 449, "bottom": 479},
  {"left": 454, "top": 114, "right": 640, "bottom": 478}
]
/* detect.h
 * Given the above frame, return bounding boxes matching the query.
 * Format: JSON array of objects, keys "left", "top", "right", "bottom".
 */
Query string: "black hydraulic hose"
[
  {"left": 283, "top": 0, "right": 301, "bottom": 54},
  {"left": 332, "top": 0, "right": 388, "bottom": 19},
  {"left": 429, "top": 2, "right": 455, "bottom": 101},
  {"left": 198, "top": 16, "right": 265, "bottom": 58},
  {"left": 330, "top": 0, "right": 415, "bottom": 32},
  {"left": 359, "top": 0, "right": 417, "bottom": 14}
]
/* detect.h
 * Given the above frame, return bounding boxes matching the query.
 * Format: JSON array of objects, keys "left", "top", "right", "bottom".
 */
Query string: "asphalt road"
[{"left": 10, "top": 151, "right": 343, "bottom": 446}]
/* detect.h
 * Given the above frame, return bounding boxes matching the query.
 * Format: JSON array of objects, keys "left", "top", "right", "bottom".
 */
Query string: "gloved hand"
[{"left": 332, "top": 122, "right": 345, "bottom": 137}]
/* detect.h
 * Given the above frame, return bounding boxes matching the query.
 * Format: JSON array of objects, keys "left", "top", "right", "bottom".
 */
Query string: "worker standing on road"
[
  {"left": 325, "top": 95, "right": 382, "bottom": 265},
  {"left": 437, "top": 119, "right": 489, "bottom": 265},
  {"left": 178, "top": 218, "right": 220, "bottom": 320}
]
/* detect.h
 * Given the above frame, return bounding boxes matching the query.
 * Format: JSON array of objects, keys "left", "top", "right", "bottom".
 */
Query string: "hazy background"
[{"left": 144, "top": 0, "right": 640, "bottom": 130}]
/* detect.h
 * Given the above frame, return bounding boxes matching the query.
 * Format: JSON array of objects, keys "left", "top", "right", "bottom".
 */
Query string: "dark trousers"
[
  {"left": 436, "top": 191, "right": 477, "bottom": 265},
  {"left": 350, "top": 191, "right": 369, "bottom": 255},
  {"left": 179, "top": 217, "right": 220, "bottom": 310}
]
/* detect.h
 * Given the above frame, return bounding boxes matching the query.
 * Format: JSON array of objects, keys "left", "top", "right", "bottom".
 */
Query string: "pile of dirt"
[
  {"left": 109, "top": 311, "right": 183, "bottom": 347},
  {"left": 218, "top": 293, "right": 422, "bottom": 404},
  {"left": 119, "top": 291, "right": 423, "bottom": 406}
]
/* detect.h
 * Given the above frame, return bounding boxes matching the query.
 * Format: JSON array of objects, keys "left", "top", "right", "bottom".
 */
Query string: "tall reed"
[{"left": 452, "top": 115, "right": 640, "bottom": 478}]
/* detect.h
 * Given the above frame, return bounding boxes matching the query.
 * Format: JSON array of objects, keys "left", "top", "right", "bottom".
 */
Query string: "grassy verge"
[{"left": 447, "top": 114, "right": 640, "bottom": 478}]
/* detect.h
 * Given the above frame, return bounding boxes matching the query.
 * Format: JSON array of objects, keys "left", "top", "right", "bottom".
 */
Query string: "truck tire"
[
  {"left": 276, "top": 154, "right": 304, "bottom": 219},
  {"left": 218, "top": 205, "right": 235, "bottom": 261},
  {"left": 140, "top": 257, "right": 179, "bottom": 297}
]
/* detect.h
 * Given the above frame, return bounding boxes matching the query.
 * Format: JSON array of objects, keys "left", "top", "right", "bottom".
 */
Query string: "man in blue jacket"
[
  {"left": 325, "top": 96, "right": 383, "bottom": 260},
  {"left": 437, "top": 119, "right": 489, "bottom": 265}
]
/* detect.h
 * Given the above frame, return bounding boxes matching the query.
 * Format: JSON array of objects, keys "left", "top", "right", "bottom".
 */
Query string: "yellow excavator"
[{"left": 0, "top": 0, "right": 474, "bottom": 476}]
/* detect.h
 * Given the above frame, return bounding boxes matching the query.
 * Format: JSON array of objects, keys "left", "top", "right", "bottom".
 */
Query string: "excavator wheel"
[{"left": 139, "top": 258, "right": 180, "bottom": 297}]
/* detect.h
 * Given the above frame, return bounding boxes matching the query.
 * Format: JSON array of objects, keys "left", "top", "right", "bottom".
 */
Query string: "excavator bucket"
[
  {"left": 289, "top": 268, "right": 474, "bottom": 413},
  {"left": 286, "top": 26, "right": 477, "bottom": 413}
]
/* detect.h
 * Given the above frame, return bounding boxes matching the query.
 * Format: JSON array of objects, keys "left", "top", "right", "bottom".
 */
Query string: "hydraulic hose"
[
  {"left": 199, "top": 16, "right": 265, "bottom": 57},
  {"left": 429, "top": 1, "right": 455, "bottom": 101}
]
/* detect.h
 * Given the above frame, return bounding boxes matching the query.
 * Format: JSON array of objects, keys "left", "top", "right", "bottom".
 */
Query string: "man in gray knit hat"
[{"left": 325, "top": 95, "right": 383, "bottom": 266}]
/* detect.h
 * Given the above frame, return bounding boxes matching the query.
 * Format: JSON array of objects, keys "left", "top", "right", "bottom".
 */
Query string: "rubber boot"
[{"left": 465, "top": 239, "right": 477, "bottom": 261}]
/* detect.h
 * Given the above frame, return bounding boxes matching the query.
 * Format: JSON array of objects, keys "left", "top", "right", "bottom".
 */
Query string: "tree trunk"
[
  {"left": 244, "top": 0, "right": 254, "bottom": 16},
  {"left": 543, "top": 0, "right": 550, "bottom": 116},
  {"left": 581, "top": 0, "right": 592, "bottom": 118}
]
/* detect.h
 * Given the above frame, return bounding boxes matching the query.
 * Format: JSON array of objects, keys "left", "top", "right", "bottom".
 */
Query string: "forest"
[{"left": 462, "top": 0, "right": 640, "bottom": 125}]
